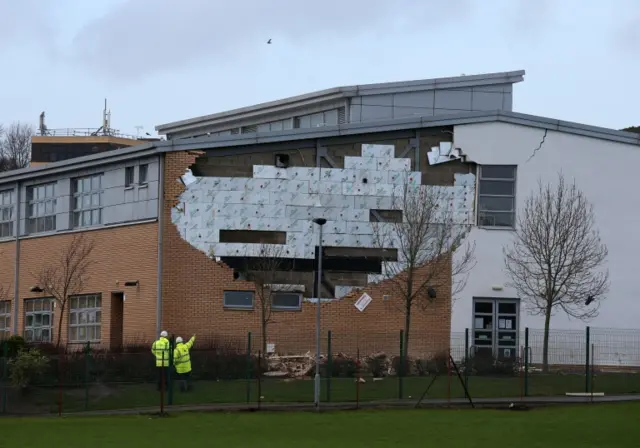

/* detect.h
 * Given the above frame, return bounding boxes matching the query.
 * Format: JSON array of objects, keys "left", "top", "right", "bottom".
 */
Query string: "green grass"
[
  {"left": 2, "top": 403, "right": 639, "bottom": 447},
  {"left": 10, "top": 372, "right": 640, "bottom": 414}
]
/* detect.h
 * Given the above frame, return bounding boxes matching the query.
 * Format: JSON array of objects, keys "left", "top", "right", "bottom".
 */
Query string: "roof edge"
[
  {"left": 155, "top": 70, "right": 525, "bottom": 134},
  {"left": 4, "top": 107, "right": 640, "bottom": 186}
]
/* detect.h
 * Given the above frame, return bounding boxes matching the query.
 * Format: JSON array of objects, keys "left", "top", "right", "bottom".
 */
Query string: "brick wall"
[
  {"left": 0, "top": 224, "right": 158, "bottom": 347},
  {"left": 162, "top": 149, "right": 453, "bottom": 358}
]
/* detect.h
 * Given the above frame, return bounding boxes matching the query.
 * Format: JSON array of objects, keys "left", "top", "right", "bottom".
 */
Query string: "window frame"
[
  {"left": 71, "top": 174, "right": 104, "bottom": 229},
  {"left": 26, "top": 182, "right": 57, "bottom": 234},
  {"left": 223, "top": 291, "right": 255, "bottom": 310},
  {"left": 0, "top": 300, "right": 11, "bottom": 339},
  {"left": 477, "top": 165, "right": 517, "bottom": 229},
  {"left": 0, "top": 189, "right": 14, "bottom": 239},
  {"left": 68, "top": 293, "right": 102, "bottom": 343},
  {"left": 125, "top": 166, "right": 135, "bottom": 188},
  {"left": 138, "top": 164, "right": 149, "bottom": 186},
  {"left": 24, "top": 298, "right": 54, "bottom": 343},
  {"left": 271, "top": 292, "right": 302, "bottom": 311}
]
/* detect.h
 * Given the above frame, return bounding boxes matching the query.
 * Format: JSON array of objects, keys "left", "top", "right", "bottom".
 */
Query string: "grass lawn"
[
  {"left": 2, "top": 402, "right": 639, "bottom": 447},
  {"left": 11, "top": 372, "right": 640, "bottom": 414}
]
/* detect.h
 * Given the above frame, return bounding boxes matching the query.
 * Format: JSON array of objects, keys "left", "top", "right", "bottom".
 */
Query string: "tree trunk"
[
  {"left": 542, "top": 304, "right": 552, "bottom": 373},
  {"left": 403, "top": 277, "right": 414, "bottom": 359},
  {"left": 261, "top": 320, "right": 268, "bottom": 356},
  {"left": 56, "top": 303, "right": 65, "bottom": 350},
  {"left": 261, "top": 297, "right": 268, "bottom": 355}
]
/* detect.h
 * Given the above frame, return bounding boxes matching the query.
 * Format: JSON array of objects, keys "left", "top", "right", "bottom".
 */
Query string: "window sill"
[
  {"left": 477, "top": 225, "right": 515, "bottom": 231},
  {"left": 223, "top": 306, "right": 254, "bottom": 311},
  {"left": 124, "top": 186, "right": 134, "bottom": 191},
  {"left": 138, "top": 183, "right": 148, "bottom": 189},
  {"left": 272, "top": 307, "right": 302, "bottom": 312}
]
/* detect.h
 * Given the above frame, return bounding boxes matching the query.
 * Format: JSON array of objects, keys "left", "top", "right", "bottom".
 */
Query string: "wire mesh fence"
[{"left": 1, "top": 326, "right": 639, "bottom": 415}]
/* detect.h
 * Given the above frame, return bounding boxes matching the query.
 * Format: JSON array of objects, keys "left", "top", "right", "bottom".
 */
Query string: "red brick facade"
[{"left": 0, "top": 146, "right": 454, "bottom": 357}]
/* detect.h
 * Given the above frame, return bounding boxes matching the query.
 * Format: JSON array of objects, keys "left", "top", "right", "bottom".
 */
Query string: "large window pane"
[
  {"left": 478, "top": 196, "right": 514, "bottom": 212},
  {"left": 479, "top": 180, "right": 514, "bottom": 196},
  {"left": 481, "top": 166, "right": 516, "bottom": 179},
  {"left": 223, "top": 291, "right": 254, "bottom": 308}
]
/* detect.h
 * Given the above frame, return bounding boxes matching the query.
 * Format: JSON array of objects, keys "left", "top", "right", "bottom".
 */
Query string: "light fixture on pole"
[{"left": 312, "top": 217, "right": 327, "bottom": 411}]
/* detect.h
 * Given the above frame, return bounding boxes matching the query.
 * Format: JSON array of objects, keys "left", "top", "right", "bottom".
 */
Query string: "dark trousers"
[
  {"left": 177, "top": 371, "right": 192, "bottom": 392},
  {"left": 157, "top": 367, "right": 169, "bottom": 391}
]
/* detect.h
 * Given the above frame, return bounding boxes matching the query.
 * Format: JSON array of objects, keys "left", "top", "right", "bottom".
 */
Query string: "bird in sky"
[{"left": 267, "top": 39, "right": 272, "bottom": 44}]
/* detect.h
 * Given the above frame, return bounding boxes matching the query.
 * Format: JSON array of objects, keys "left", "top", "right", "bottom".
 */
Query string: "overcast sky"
[{"left": 0, "top": 0, "right": 638, "bottom": 137}]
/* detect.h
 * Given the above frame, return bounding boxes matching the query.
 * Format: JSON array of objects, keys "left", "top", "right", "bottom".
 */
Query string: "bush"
[
  {"left": 8, "top": 348, "right": 49, "bottom": 390},
  {"left": 1, "top": 335, "right": 26, "bottom": 358},
  {"left": 465, "top": 351, "right": 518, "bottom": 376}
]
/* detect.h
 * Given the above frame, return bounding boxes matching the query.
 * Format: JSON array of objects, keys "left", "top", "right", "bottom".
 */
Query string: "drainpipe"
[
  {"left": 12, "top": 181, "right": 20, "bottom": 335},
  {"left": 155, "top": 154, "right": 165, "bottom": 336}
]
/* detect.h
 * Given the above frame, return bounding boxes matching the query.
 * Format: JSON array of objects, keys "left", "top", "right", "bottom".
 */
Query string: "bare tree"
[
  {"left": 371, "top": 180, "right": 476, "bottom": 357},
  {"left": 34, "top": 234, "right": 96, "bottom": 348},
  {"left": 0, "top": 122, "right": 33, "bottom": 171},
  {"left": 247, "top": 244, "right": 297, "bottom": 355},
  {"left": 503, "top": 173, "right": 609, "bottom": 371}
]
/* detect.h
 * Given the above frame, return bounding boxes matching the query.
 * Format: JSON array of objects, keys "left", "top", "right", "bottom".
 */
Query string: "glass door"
[{"left": 472, "top": 298, "right": 519, "bottom": 359}]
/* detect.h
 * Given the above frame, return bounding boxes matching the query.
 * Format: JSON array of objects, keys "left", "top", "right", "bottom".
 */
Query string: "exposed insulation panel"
[{"left": 172, "top": 144, "right": 476, "bottom": 270}]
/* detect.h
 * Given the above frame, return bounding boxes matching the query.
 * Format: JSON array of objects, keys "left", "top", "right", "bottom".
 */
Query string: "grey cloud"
[
  {"left": 0, "top": 0, "right": 56, "bottom": 52},
  {"left": 66, "top": 0, "right": 473, "bottom": 83}
]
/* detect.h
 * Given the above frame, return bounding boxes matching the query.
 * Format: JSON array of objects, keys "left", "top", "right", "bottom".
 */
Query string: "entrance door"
[
  {"left": 472, "top": 297, "right": 519, "bottom": 359},
  {"left": 110, "top": 292, "right": 124, "bottom": 350}
]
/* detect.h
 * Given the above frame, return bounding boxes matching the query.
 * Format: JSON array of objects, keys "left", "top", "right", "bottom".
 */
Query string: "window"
[
  {"left": 69, "top": 294, "right": 102, "bottom": 342},
  {"left": 272, "top": 292, "right": 302, "bottom": 310},
  {"left": 0, "top": 301, "right": 10, "bottom": 339},
  {"left": 477, "top": 165, "right": 516, "bottom": 228},
  {"left": 24, "top": 298, "right": 54, "bottom": 343},
  {"left": 139, "top": 164, "right": 148, "bottom": 185},
  {"left": 26, "top": 182, "right": 57, "bottom": 234},
  {"left": 125, "top": 166, "right": 135, "bottom": 187},
  {"left": 223, "top": 291, "right": 254, "bottom": 309},
  {"left": 72, "top": 174, "right": 103, "bottom": 228},
  {"left": 0, "top": 190, "right": 13, "bottom": 238}
]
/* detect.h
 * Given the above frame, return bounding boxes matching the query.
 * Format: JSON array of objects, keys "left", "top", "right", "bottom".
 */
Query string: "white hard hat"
[
  {"left": 176, "top": 336, "right": 183, "bottom": 344},
  {"left": 160, "top": 330, "right": 168, "bottom": 337}
]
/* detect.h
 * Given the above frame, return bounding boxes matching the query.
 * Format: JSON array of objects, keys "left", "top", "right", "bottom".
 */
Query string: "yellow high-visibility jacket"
[
  {"left": 151, "top": 337, "right": 170, "bottom": 367},
  {"left": 174, "top": 336, "right": 196, "bottom": 374}
]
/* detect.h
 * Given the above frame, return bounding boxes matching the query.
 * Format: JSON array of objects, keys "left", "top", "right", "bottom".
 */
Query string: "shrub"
[
  {"left": 8, "top": 348, "right": 49, "bottom": 390},
  {"left": 1, "top": 335, "right": 26, "bottom": 358}
]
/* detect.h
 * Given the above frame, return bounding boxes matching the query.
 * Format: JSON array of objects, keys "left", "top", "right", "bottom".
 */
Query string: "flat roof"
[
  {"left": 1, "top": 109, "right": 639, "bottom": 185},
  {"left": 155, "top": 70, "right": 526, "bottom": 135}
]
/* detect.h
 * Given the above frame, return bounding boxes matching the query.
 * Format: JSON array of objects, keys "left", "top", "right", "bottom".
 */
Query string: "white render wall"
[
  {"left": 452, "top": 122, "right": 640, "bottom": 333},
  {"left": 172, "top": 143, "right": 475, "bottom": 284}
]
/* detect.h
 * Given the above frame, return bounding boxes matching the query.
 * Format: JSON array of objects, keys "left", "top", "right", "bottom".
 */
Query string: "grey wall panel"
[
  {"left": 393, "top": 106, "right": 433, "bottom": 118},
  {"left": 360, "top": 104, "right": 394, "bottom": 121},
  {"left": 393, "top": 91, "right": 435, "bottom": 109},
  {"left": 361, "top": 94, "right": 393, "bottom": 106},
  {"left": 434, "top": 90, "right": 472, "bottom": 111},
  {"left": 349, "top": 104, "right": 362, "bottom": 122},
  {"left": 471, "top": 91, "right": 505, "bottom": 111}
]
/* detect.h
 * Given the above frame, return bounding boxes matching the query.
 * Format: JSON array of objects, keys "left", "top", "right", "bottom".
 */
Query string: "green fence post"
[
  {"left": 1, "top": 341, "right": 7, "bottom": 414},
  {"left": 246, "top": 332, "right": 252, "bottom": 403},
  {"left": 524, "top": 328, "right": 529, "bottom": 397},
  {"left": 398, "top": 330, "right": 404, "bottom": 400},
  {"left": 326, "top": 330, "right": 332, "bottom": 403},
  {"left": 585, "top": 326, "right": 591, "bottom": 393},
  {"left": 84, "top": 341, "right": 91, "bottom": 411},
  {"left": 464, "top": 328, "right": 469, "bottom": 388},
  {"left": 167, "top": 336, "right": 175, "bottom": 406}
]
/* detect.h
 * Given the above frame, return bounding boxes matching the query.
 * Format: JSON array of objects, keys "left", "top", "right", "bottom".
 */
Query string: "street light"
[{"left": 312, "top": 217, "right": 327, "bottom": 410}]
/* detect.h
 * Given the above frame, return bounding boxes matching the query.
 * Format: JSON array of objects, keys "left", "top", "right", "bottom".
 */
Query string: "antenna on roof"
[
  {"left": 38, "top": 111, "right": 48, "bottom": 136},
  {"left": 91, "top": 98, "right": 112, "bottom": 136}
]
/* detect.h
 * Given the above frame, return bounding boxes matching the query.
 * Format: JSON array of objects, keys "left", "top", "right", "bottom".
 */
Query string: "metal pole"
[
  {"left": 314, "top": 224, "right": 323, "bottom": 410},
  {"left": 585, "top": 326, "right": 591, "bottom": 393}
]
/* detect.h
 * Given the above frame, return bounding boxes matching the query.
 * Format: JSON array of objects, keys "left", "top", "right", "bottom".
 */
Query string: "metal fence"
[{"left": 1, "top": 326, "right": 639, "bottom": 416}]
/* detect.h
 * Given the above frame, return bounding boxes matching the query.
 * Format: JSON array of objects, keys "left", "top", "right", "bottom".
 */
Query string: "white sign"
[{"left": 354, "top": 293, "right": 372, "bottom": 312}]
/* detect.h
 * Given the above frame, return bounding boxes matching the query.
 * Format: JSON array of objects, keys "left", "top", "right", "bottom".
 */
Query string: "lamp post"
[{"left": 312, "top": 217, "right": 327, "bottom": 410}]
